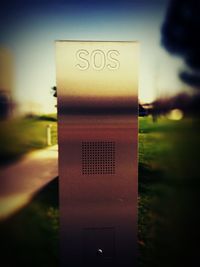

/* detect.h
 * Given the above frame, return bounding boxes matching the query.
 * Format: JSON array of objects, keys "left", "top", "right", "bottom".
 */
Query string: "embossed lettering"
[
  {"left": 76, "top": 49, "right": 89, "bottom": 70},
  {"left": 91, "top": 50, "right": 106, "bottom": 71},
  {"left": 107, "top": 50, "right": 120, "bottom": 70},
  {"left": 76, "top": 49, "right": 120, "bottom": 70}
]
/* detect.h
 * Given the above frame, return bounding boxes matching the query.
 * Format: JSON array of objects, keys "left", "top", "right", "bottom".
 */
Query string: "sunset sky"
[{"left": 0, "top": 0, "right": 189, "bottom": 114}]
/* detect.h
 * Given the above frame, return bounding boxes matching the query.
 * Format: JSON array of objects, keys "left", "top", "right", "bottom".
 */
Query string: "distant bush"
[
  {"left": 38, "top": 115, "right": 57, "bottom": 122},
  {"left": 24, "top": 113, "right": 39, "bottom": 120},
  {"left": 23, "top": 114, "right": 57, "bottom": 121}
]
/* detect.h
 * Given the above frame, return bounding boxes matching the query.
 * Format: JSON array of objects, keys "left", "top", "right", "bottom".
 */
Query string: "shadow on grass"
[
  {"left": 0, "top": 177, "right": 59, "bottom": 267},
  {"left": 32, "top": 177, "right": 59, "bottom": 207},
  {"left": 139, "top": 163, "right": 164, "bottom": 194}
]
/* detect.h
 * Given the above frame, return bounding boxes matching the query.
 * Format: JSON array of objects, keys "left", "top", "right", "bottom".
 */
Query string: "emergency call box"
[{"left": 56, "top": 41, "right": 139, "bottom": 267}]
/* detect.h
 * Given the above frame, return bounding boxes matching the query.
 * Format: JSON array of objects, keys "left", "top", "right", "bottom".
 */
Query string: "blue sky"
[{"left": 0, "top": 0, "right": 187, "bottom": 114}]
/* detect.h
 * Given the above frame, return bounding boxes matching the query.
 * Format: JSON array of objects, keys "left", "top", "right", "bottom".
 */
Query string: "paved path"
[{"left": 0, "top": 145, "right": 58, "bottom": 220}]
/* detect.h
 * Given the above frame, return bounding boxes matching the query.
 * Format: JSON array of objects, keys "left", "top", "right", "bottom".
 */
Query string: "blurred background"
[{"left": 0, "top": 0, "right": 200, "bottom": 267}]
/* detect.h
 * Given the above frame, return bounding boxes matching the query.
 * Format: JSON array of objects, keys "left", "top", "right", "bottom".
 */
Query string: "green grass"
[
  {"left": 0, "top": 178, "right": 59, "bottom": 267},
  {"left": 0, "top": 115, "right": 57, "bottom": 165},
  {"left": 1, "top": 115, "right": 199, "bottom": 266},
  {"left": 138, "top": 116, "right": 200, "bottom": 267}
]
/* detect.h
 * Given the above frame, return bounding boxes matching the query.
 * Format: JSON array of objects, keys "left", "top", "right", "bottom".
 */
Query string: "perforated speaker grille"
[{"left": 82, "top": 141, "right": 115, "bottom": 175}]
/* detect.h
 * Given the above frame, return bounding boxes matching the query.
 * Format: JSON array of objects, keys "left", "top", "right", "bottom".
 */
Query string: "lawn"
[
  {"left": 0, "top": 178, "right": 59, "bottom": 267},
  {"left": 0, "top": 114, "right": 57, "bottom": 165},
  {"left": 0, "top": 115, "right": 199, "bottom": 266},
  {"left": 138, "top": 116, "right": 200, "bottom": 267}
]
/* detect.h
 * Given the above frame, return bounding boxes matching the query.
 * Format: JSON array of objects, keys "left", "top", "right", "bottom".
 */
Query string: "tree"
[
  {"left": 0, "top": 92, "right": 9, "bottom": 119},
  {"left": 161, "top": 0, "right": 200, "bottom": 89},
  {"left": 52, "top": 86, "right": 57, "bottom": 97}
]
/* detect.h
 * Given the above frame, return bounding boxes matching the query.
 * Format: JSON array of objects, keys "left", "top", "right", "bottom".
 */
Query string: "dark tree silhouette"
[
  {"left": 161, "top": 0, "right": 200, "bottom": 89},
  {"left": 0, "top": 92, "right": 9, "bottom": 119},
  {"left": 52, "top": 86, "right": 57, "bottom": 97}
]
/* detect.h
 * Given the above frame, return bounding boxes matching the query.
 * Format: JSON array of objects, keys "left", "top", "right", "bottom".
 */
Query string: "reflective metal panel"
[{"left": 56, "top": 41, "right": 139, "bottom": 267}]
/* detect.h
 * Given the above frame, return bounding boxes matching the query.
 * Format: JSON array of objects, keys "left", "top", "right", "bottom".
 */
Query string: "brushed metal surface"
[{"left": 56, "top": 41, "right": 139, "bottom": 267}]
